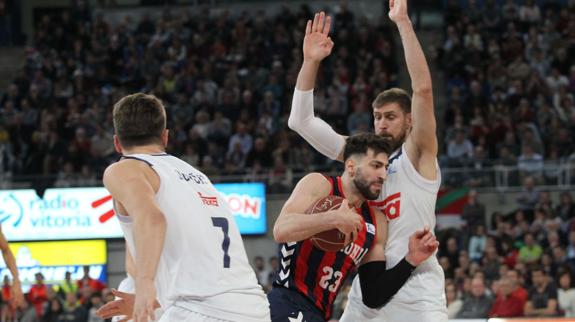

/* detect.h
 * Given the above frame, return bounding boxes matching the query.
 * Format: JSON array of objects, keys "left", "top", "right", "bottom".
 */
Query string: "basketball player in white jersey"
[
  {"left": 287, "top": 3, "right": 447, "bottom": 321},
  {"left": 102, "top": 93, "right": 270, "bottom": 322}
]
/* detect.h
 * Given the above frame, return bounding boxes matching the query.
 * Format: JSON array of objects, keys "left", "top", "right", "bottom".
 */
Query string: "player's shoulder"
[
  {"left": 103, "top": 159, "right": 150, "bottom": 185},
  {"left": 299, "top": 172, "right": 332, "bottom": 185}
]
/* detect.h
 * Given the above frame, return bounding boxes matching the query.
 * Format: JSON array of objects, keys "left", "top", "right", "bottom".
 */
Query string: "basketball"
[{"left": 307, "top": 195, "right": 347, "bottom": 252}]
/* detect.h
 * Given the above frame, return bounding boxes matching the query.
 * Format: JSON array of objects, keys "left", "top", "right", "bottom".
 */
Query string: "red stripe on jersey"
[
  {"left": 327, "top": 215, "right": 368, "bottom": 316},
  {"left": 313, "top": 251, "right": 337, "bottom": 312},
  {"left": 322, "top": 175, "right": 334, "bottom": 195},
  {"left": 337, "top": 177, "right": 346, "bottom": 198},
  {"left": 294, "top": 240, "right": 313, "bottom": 296}
]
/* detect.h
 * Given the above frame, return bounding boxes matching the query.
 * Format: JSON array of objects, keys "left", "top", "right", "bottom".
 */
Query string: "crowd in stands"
[
  {"left": 0, "top": 2, "right": 400, "bottom": 193},
  {"left": 4, "top": 267, "right": 109, "bottom": 322},
  {"left": 438, "top": 0, "right": 575, "bottom": 187}
]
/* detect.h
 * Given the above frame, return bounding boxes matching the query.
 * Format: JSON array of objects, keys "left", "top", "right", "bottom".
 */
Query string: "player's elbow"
[
  {"left": 412, "top": 85, "right": 432, "bottom": 96},
  {"left": 273, "top": 224, "right": 287, "bottom": 243},
  {"left": 287, "top": 114, "right": 301, "bottom": 132}
]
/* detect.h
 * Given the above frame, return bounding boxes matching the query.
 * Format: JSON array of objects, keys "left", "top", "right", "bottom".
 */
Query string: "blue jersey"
[{"left": 274, "top": 176, "right": 377, "bottom": 320}]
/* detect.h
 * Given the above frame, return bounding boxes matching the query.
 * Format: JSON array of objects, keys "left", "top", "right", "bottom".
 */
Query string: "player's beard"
[
  {"left": 379, "top": 123, "right": 409, "bottom": 152},
  {"left": 353, "top": 168, "right": 383, "bottom": 200}
]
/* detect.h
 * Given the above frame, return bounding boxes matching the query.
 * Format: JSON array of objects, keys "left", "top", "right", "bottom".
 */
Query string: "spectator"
[
  {"left": 516, "top": 176, "right": 540, "bottom": 215},
  {"left": 468, "top": 225, "right": 487, "bottom": 262},
  {"left": 517, "top": 144, "right": 544, "bottom": 182},
  {"left": 58, "top": 293, "right": 88, "bottom": 322},
  {"left": 462, "top": 190, "right": 486, "bottom": 232},
  {"left": 507, "top": 269, "right": 529, "bottom": 304},
  {"left": 556, "top": 191, "right": 575, "bottom": 221},
  {"left": 28, "top": 272, "right": 48, "bottom": 319},
  {"left": 447, "top": 129, "right": 474, "bottom": 167},
  {"left": 489, "top": 277, "right": 525, "bottom": 317},
  {"left": 524, "top": 266, "right": 559, "bottom": 317},
  {"left": 558, "top": 271, "right": 575, "bottom": 317},
  {"left": 56, "top": 271, "right": 78, "bottom": 300},
  {"left": 446, "top": 281, "right": 463, "bottom": 318},
  {"left": 77, "top": 266, "right": 105, "bottom": 296},
  {"left": 519, "top": 233, "right": 543, "bottom": 265},
  {"left": 457, "top": 277, "right": 494, "bottom": 318},
  {"left": 43, "top": 298, "right": 63, "bottom": 322},
  {"left": 253, "top": 256, "right": 269, "bottom": 288}
]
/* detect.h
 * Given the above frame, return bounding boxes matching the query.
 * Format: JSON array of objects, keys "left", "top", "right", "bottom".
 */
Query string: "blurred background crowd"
[{"left": 0, "top": 0, "right": 574, "bottom": 321}]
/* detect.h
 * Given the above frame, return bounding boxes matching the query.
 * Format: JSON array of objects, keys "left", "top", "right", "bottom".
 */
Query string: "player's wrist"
[
  {"left": 393, "top": 17, "right": 412, "bottom": 28},
  {"left": 302, "top": 58, "right": 322, "bottom": 66},
  {"left": 404, "top": 253, "right": 420, "bottom": 267}
]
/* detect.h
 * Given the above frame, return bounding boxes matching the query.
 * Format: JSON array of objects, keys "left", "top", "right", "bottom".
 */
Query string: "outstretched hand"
[
  {"left": 389, "top": 0, "right": 410, "bottom": 24},
  {"left": 406, "top": 226, "right": 439, "bottom": 266},
  {"left": 303, "top": 11, "right": 334, "bottom": 63},
  {"left": 95, "top": 289, "right": 135, "bottom": 322}
]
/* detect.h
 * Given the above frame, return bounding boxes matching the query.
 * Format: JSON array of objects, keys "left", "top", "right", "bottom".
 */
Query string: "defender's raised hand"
[
  {"left": 303, "top": 11, "right": 334, "bottom": 63},
  {"left": 389, "top": 0, "right": 410, "bottom": 24}
]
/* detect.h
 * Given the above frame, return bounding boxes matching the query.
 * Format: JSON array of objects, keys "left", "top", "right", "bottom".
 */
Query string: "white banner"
[{"left": 0, "top": 188, "right": 122, "bottom": 241}]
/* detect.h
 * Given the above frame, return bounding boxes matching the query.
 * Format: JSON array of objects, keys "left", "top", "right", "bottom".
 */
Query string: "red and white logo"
[
  {"left": 370, "top": 193, "right": 401, "bottom": 220},
  {"left": 198, "top": 192, "right": 219, "bottom": 206}
]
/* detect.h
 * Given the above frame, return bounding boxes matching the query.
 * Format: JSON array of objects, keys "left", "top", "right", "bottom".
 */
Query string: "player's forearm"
[
  {"left": 273, "top": 212, "right": 338, "bottom": 243},
  {"left": 358, "top": 259, "right": 415, "bottom": 308},
  {"left": 133, "top": 210, "right": 166, "bottom": 281},
  {"left": 395, "top": 19, "right": 432, "bottom": 94},
  {"left": 2, "top": 249, "right": 20, "bottom": 285},
  {"left": 296, "top": 60, "right": 321, "bottom": 91}
]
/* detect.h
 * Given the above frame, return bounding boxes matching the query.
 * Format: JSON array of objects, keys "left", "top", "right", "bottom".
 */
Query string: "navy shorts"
[{"left": 267, "top": 287, "right": 325, "bottom": 322}]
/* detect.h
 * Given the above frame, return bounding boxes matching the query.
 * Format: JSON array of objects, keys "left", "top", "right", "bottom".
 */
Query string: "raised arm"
[
  {"left": 358, "top": 210, "right": 439, "bottom": 308},
  {"left": 273, "top": 173, "right": 363, "bottom": 245},
  {"left": 0, "top": 227, "right": 24, "bottom": 309},
  {"left": 390, "top": 0, "right": 438, "bottom": 179},
  {"left": 103, "top": 160, "right": 166, "bottom": 322},
  {"left": 288, "top": 11, "right": 347, "bottom": 162}
]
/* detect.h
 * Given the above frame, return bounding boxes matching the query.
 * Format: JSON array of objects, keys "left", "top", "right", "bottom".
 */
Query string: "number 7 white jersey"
[{"left": 114, "top": 153, "right": 269, "bottom": 322}]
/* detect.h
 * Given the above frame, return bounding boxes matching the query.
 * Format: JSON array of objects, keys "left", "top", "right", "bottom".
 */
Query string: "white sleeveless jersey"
[
  {"left": 349, "top": 144, "right": 446, "bottom": 312},
  {"left": 114, "top": 153, "right": 269, "bottom": 322}
]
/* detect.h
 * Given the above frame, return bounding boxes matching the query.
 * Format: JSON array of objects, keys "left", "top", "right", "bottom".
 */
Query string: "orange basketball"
[{"left": 307, "top": 195, "right": 347, "bottom": 252}]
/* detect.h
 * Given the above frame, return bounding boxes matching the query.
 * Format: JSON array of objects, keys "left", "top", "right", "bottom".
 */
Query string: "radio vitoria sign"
[{"left": 0, "top": 183, "right": 266, "bottom": 241}]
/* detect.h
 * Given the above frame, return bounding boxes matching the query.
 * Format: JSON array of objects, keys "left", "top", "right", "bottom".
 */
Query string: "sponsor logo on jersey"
[
  {"left": 341, "top": 242, "right": 369, "bottom": 266},
  {"left": 373, "top": 192, "right": 401, "bottom": 220},
  {"left": 366, "top": 222, "right": 376, "bottom": 235},
  {"left": 198, "top": 192, "right": 219, "bottom": 206}
]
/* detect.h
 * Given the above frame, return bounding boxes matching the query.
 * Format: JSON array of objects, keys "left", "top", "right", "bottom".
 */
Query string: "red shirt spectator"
[
  {"left": 77, "top": 266, "right": 106, "bottom": 293},
  {"left": 489, "top": 277, "right": 525, "bottom": 317},
  {"left": 28, "top": 273, "right": 48, "bottom": 318}
]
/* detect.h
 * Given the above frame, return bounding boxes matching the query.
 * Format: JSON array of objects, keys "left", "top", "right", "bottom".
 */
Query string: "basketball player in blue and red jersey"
[
  {"left": 289, "top": 2, "right": 447, "bottom": 320},
  {"left": 268, "top": 133, "right": 439, "bottom": 322}
]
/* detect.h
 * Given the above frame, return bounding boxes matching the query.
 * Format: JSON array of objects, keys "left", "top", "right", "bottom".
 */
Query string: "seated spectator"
[
  {"left": 507, "top": 269, "right": 529, "bottom": 304},
  {"left": 446, "top": 281, "right": 463, "bottom": 318},
  {"left": 519, "top": 233, "right": 543, "bottom": 265},
  {"left": 59, "top": 293, "right": 88, "bottom": 322},
  {"left": 447, "top": 129, "right": 474, "bottom": 167},
  {"left": 516, "top": 176, "right": 540, "bottom": 215},
  {"left": 457, "top": 277, "right": 494, "bottom": 318},
  {"left": 468, "top": 225, "right": 487, "bottom": 262},
  {"left": 489, "top": 276, "right": 525, "bottom": 317},
  {"left": 517, "top": 144, "right": 544, "bottom": 182},
  {"left": 524, "top": 266, "right": 559, "bottom": 317},
  {"left": 558, "top": 271, "right": 575, "bottom": 317}
]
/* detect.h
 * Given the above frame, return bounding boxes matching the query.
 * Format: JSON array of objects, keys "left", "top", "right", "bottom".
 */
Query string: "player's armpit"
[{"left": 357, "top": 259, "right": 415, "bottom": 309}]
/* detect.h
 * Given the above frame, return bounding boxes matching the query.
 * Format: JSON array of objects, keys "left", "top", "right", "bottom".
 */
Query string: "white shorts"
[
  {"left": 340, "top": 296, "right": 448, "bottom": 322},
  {"left": 160, "top": 297, "right": 270, "bottom": 322},
  {"left": 159, "top": 305, "right": 231, "bottom": 322}
]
